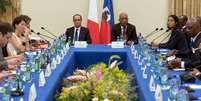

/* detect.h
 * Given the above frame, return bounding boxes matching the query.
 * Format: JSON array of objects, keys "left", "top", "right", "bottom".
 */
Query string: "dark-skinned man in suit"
[
  {"left": 111, "top": 12, "right": 138, "bottom": 45},
  {"left": 168, "top": 17, "right": 201, "bottom": 77},
  {"left": 65, "top": 14, "right": 91, "bottom": 45}
]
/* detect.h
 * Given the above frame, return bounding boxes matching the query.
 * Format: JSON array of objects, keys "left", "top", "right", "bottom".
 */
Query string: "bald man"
[
  {"left": 111, "top": 12, "right": 138, "bottom": 45},
  {"left": 168, "top": 17, "right": 201, "bottom": 71}
]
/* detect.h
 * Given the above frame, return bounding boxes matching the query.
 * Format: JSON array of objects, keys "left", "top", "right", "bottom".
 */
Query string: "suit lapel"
[{"left": 194, "top": 32, "right": 201, "bottom": 47}]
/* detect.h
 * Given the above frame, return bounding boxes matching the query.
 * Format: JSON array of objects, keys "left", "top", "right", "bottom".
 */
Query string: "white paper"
[
  {"left": 149, "top": 75, "right": 156, "bottom": 92},
  {"left": 74, "top": 41, "right": 87, "bottom": 48},
  {"left": 184, "top": 84, "right": 201, "bottom": 89},
  {"left": 39, "top": 71, "right": 46, "bottom": 87},
  {"left": 155, "top": 84, "right": 163, "bottom": 101},
  {"left": 111, "top": 41, "right": 124, "bottom": 48},
  {"left": 29, "top": 83, "right": 37, "bottom": 101},
  {"left": 166, "top": 56, "right": 176, "bottom": 61},
  {"left": 173, "top": 68, "right": 185, "bottom": 71},
  {"left": 45, "top": 64, "right": 52, "bottom": 77}
]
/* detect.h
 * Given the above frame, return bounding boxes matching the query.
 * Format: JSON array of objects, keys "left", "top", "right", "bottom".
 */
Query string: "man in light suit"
[
  {"left": 111, "top": 12, "right": 138, "bottom": 45},
  {"left": 65, "top": 14, "right": 91, "bottom": 45}
]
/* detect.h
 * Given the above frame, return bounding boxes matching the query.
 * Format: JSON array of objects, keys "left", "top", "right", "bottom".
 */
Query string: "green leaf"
[{"left": 108, "top": 55, "right": 121, "bottom": 66}]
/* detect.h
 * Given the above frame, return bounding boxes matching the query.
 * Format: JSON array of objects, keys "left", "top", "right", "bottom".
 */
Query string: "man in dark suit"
[
  {"left": 65, "top": 14, "right": 91, "bottom": 45},
  {"left": 168, "top": 17, "right": 201, "bottom": 72},
  {"left": 178, "top": 15, "right": 188, "bottom": 29},
  {"left": 111, "top": 12, "right": 138, "bottom": 45}
]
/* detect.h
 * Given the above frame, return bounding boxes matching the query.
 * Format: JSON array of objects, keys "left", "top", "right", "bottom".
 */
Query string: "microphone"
[
  {"left": 41, "top": 27, "right": 57, "bottom": 37},
  {"left": 31, "top": 29, "right": 50, "bottom": 43},
  {"left": 144, "top": 28, "right": 159, "bottom": 38},
  {"left": 145, "top": 28, "right": 163, "bottom": 39},
  {"left": 151, "top": 29, "right": 169, "bottom": 42},
  {"left": 36, "top": 32, "right": 54, "bottom": 40}
]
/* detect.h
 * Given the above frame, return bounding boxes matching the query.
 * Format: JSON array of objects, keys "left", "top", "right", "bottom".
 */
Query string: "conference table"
[{"left": 12, "top": 45, "right": 201, "bottom": 101}]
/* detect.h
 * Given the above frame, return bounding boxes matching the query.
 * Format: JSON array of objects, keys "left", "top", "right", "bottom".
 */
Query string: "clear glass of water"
[
  {"left": 176, "top": 89, "right": 189, "bottom": 101},
  {"left": 160, "top": 67, "right": 169, "bottom": 90}
]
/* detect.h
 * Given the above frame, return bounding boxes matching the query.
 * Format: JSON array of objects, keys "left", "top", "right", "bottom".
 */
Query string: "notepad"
[
  {"left": 173, "top": 68, "right": 185, "bottom": 71},
  {"left": 184, "top": 84, "right": 201, "bottom": 89}
]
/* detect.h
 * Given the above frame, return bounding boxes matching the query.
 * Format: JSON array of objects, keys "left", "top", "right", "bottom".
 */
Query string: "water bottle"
[
  {"left": 159, "top": 67, "right": 168, "bottom": 90},
  {"left": 14, "top": 72, "right": 23, "bottom": 96},
  {"left": 46, "top": 49, "right": 51, "bottom": 66},
  {"left": 35, "top": 56, "right": 41, "bottom": 72},
  {"left": 168, "top": 77, "right": 181, "bottom": 101},
  {"left": 2, "top": 82, "right": 10, "bottom": 101},
  {"left": 117, "top": 36, "right": 120, "bottom": 42},
  {"left": 119, "top": 35, "right": 124, "bottom": 42},
  {"left": 68, "top": 36, "right": 72, "bottom": 46},
  {"left": 24, "top": 64, "right": 32, "bottom": 83}
]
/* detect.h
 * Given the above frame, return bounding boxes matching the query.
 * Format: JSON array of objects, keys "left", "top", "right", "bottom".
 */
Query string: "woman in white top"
[{"left": 7, "top": 16, "right": 29, "bottom": 56}]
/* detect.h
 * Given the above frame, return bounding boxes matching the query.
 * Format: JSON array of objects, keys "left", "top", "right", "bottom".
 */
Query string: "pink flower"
[
  {"left": 96, "top": 68, "right": 103, "bottom": 81},
  {"left": 67, "top": 75, "right": 87, "bottom": 82}
]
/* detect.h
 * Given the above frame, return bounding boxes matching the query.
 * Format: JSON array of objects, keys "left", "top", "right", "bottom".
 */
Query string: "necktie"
[
  {"left": 123, "top": 26, "right": 126, "bottom": 35},
  {"left": 74, "top": 28, "right": 79, "bottom": 41}
]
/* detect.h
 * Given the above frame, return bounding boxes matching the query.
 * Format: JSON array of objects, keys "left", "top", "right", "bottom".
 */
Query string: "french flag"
[
  {"left": 100, "top": 0, "right": 114, "bottom": 44},
  {"left": 87, "top": 0, "right": 100, "bottom": 44}
]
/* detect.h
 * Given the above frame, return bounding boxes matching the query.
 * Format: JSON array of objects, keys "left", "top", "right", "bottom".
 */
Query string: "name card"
[
  {"left": 111, "top": 42, "right": 124, "bottom": 48},
  {"left": 45, "top": 64, "right": 52, "bottom": 77},
  {"left": 74, "top": 41, "right": 87, "bottom": 48},
  {"left": 29, "top": 83, "right": 37, "bottom": 101},
  {"left": 155, "top": 84, "right": 163, "bottom": 101},
  {"left": 39, "top": 71, "right": 46, "bottom": 87},
  {"left": 149, "top": 75, "right": 156, "bottom": 92},
  {"left": 56, "top": 55, "right": 61, "bottom": 64},
  {"left": 51, "top": 58, "right": 56, "bottom": 70},
  {"left": 166, "top": 56, "right": 176, "bottom": 61}
]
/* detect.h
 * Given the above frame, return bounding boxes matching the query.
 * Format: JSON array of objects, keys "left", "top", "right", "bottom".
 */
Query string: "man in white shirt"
[{"left": 65, "top": 14, "right": 91, "bottom": 45}]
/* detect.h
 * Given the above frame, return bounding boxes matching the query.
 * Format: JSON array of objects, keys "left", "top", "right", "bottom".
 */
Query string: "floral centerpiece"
[{"left": 56, "top": 55, "right": 138, "bottom": 101}]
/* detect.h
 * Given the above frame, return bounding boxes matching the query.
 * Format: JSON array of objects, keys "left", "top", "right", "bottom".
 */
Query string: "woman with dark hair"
[
  {"left": 151, "top": 15, "right": 189, "bottom": 54},
  {"left": 7, "top": 15, "right": 29, "bottom": 56}
]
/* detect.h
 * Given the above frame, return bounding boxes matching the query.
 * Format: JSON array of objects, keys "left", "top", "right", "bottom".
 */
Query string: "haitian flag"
[{"left": 99, "top": 0, "right": 114, "bottom": 44}]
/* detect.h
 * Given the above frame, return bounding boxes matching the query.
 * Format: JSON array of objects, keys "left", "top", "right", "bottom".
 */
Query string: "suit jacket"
[
  {"left": 175, "top": 30, "right": 191, "bottom": 58},
  {"left": 0, "top": 48, "right": 8, "bottom": 71},
  {"left": 181, "top": 32, "right": 201, "bottom": 69},
  {"left": 159, "top": 29, "right": 189, "bottom": 54},
  {"left": 2, "top": 45, "right": 8, "bottom": 57},
  {"left": 65, "top": 26, "right": 91, "bottom": 44},
  {"left": 111, "top": 23, "right": 138, "bottom": 44}
]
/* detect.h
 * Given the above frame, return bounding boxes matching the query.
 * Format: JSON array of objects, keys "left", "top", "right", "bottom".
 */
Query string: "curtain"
[
  {"left": 169, "top": 0, "right": 201, "bottom": 18},
  {"left": 0, "top": 0, "right": 21, "bottom": 23}
]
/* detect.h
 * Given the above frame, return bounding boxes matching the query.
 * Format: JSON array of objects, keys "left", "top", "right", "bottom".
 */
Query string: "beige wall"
[{"left": 22, "top": 0, "right": 169, "bottom": 41}]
